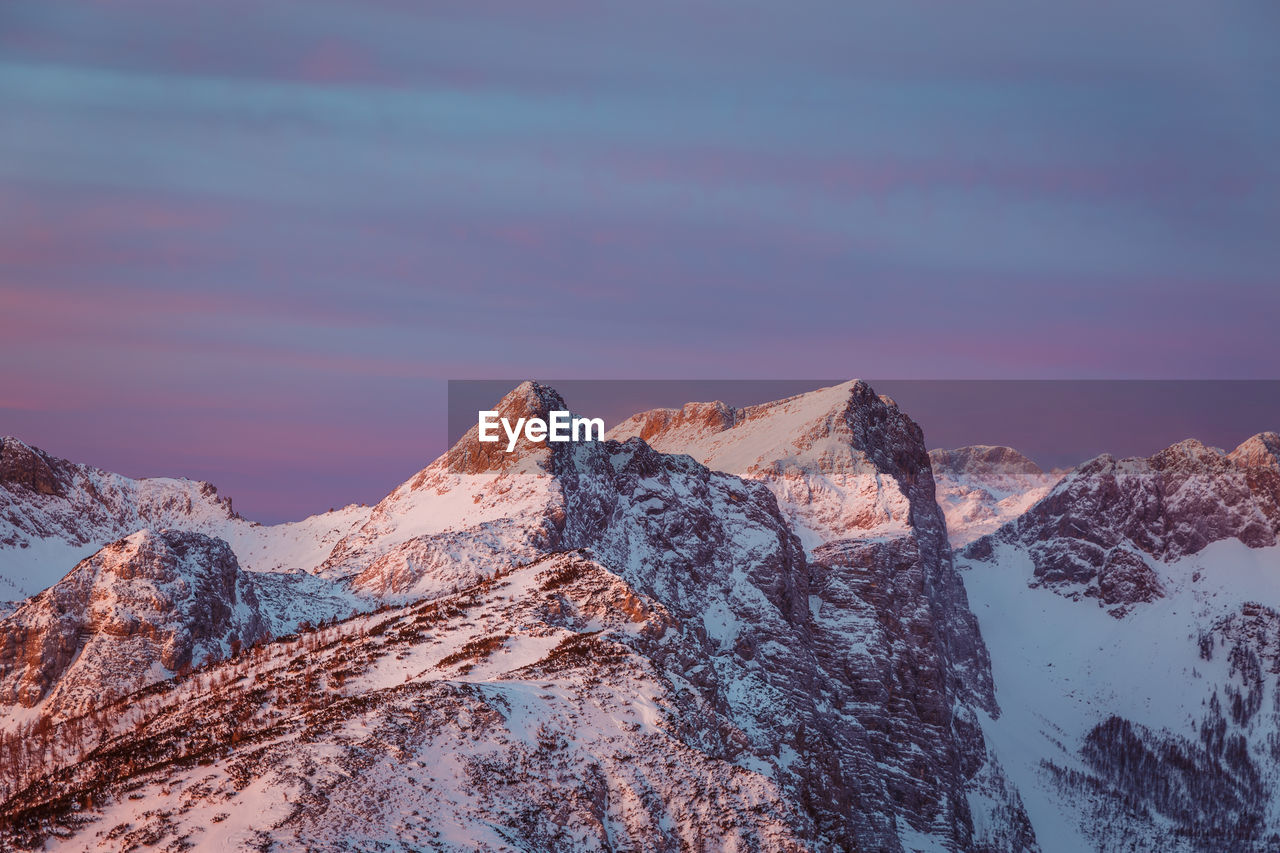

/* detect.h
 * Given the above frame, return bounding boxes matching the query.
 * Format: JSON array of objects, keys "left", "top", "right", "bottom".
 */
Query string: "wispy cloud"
[{"left": 1, "top": 0, "right": 1277, "bottom": 519}]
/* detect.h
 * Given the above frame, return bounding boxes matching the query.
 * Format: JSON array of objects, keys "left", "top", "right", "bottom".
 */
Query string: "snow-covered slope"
[
  {"left": 608, "top": 381, "right": 917, "bottom": 546},
  {"left": 964, "top": 538, "right": 1280, "bottom": 852},
  {"left": 929, "top": 446, "right": 1062, "bottom": 547},
  {"left": 0, "top": 552, "right": 811, "bottom": 850},
  {"left": 609, "top": 381, "right": 1031, "bottom": 850},
  {"left": 0, "top": 380, "right": 1038, "bottom": 852},
  {"left": 9, "top": 382, "right": 1274, "bottom": 851},
  {"left": 0, "top": 435, "right": 369, "bottom": 598},
  {"left": 959, "top": 434, "right": 1280, "bottom": 850}
]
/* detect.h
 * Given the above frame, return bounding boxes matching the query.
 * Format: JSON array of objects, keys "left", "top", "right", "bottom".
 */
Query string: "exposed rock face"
[
  {"left": 618, "top": 399, "right": 738, "bottom": 444},
  {"left": 0, "top": 437, "right": 67, "bottom": 497},
  {"left": 966, "top": 435, "right": 1280, "bottom": 614},
  {"left": 0, "top": 381, "right": 1040, "bottom": 850},
  {"left": 610, "top": 381, "right": 918, "bottom": 542},
  {"left": 807, "top": 537, "right": 1017, "bottom": 849},
  {"left": 0, "top": 529, "right": 267, "bottom": 719},
  {"left": 928, "top": 446, "right": 1061, "bottom": 547},
  {"left": 611, "top": 382, "right": 996, "bottom": 712},
  {"left": 605, "top": 382, "right": 1023, "bottom": 850},
  {"left": 443, "top": 381, "right": 572, "bottom": 475},
  {"left": 1228, "top": 431, "right": 1280, "bottom": 472},
  {"left": 0, "top": 436, "right": 238, "bottom": 552}
]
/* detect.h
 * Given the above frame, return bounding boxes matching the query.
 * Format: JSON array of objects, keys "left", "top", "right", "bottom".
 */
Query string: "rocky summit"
[{"left": 1, "top": 383, "right": 1278, "bottom": 852}]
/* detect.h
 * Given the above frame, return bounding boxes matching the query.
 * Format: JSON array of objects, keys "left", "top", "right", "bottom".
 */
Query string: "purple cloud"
[{"left": 1, "top": 0, "right": 1277, "bottom": 520}]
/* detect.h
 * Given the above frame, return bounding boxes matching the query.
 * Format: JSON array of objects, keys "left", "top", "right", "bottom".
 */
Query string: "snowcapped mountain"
[
  {"left": 0, "top": 436, "right": 370, "bottom": 728},
  {"left": 609, "top": 381, "right": 1030, "bottom": 850},
  {"left": 315, "top": 383, "right": 569, "bottom": 600},
  {"left": 0, "top": 381, "right": 1039, "bottom": 851},
  {"left": 2, "top": 383, "right": 1277, "bottom": 851},
  {"left": 965, "top": 434, "right": 1280, "bottom": 614},
  {"left": 0, "top": 552, "right": 812, "bottom": 850},
  {"left": 609, "top": 381, "right": 918, "bottom": 547},
  {"left": 0, "top": 435, "right": 370, "bottom": 600},
  {"left": 307, "top": 379, "right": 1032, "bottom": 849},
  {"left": 928, "top": 446, "right": 1062, "bottom": 547},
  {"left": 959, "top": 434, "right": 1280, "bottom": 851}
]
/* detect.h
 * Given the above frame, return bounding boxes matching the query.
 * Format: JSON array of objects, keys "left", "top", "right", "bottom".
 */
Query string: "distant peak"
[
  {"left": 614, "top": 400, "right": 737, "bottom": 443},
  {"left": 609, "top": 380, "right": 885, "bottom": 451},
  {"left": 1229, "top": 431, "right": 1280, "bottom": 469},
  {"left": 1149, "top": 438, "right": 1226, "bottom": 470},
  {"left": 0, "top": 435, "right": 65, "bottom": 496},
  {"left": 929, "top": 445, "right": 1044, "bottom": 478}
]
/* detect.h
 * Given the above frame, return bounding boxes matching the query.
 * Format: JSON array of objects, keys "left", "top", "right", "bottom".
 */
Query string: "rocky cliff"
[
  {"left": 0, "top": 529, "right": 268, "bottom": 721},
  {"left": 0, "top": 381, "right": 1038, "bottom": 851},
  {"left": 965, "top": 434, "right": 1280, "bottom": 615}
]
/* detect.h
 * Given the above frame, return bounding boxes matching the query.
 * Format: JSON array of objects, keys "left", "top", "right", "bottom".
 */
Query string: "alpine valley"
[{"left": 1, "top": 382, "right": 1278, "bottom": 853}]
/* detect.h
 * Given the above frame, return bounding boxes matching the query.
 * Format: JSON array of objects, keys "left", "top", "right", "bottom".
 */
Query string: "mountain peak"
[
  {"left": 967, "top": 430, "right": 1280, "bottom": 616},
  {"left": 612, "top": 399, "right": 737, "bottom": 444},
  {"left": 502, "top": 380, "right": 568, "bottom": 419},
  {"left": 608, "top": 380, "right": 904, "bottom": 479},
  {"left": 439, "top": 380, "right": 570, "bottom": 476},
  {"left": 929, "top": 445, "right": 1045, "bottom": 478},
  {"left": 1149, "top": 437, "right": 1226, "bottom": 469},
  {"left": 1229, "top": 431, "right": 1280, "bottom": 470},
  {"left": 0, "top": 435, "right": 67, "bottom": 497},
  {"left": 0, "top": 528, "right": 267, "bottom": 716}
]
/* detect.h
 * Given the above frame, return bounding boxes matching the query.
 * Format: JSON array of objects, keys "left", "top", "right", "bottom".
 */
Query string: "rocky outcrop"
[
  {"left": 610, "top": 381, "right": 918, "bottom": 541},
  {"left": 965, "top": 435, "right": 1280, "bottom": 614},
  {"left": 0, "top": 437, "right": 69, "bottom": 497},
  {"left": 0, "top": 381, "right": 1038, "bottom": 850},
  {"left": 604, "top": 382, "right": 1021, "bottom": 850},
  {"left": 0, "top": 529, "right": 267, "bottom": 719},
  {"left": 0, "top": 437, "right": 238, "bottom": 551},
  {"left": 612, "top": 383, "right": 997, "bottom": 712},
  {"left": 614, "top": 399, "right": 738, "bottom": 444},
  {"left": 317, "top": 383, "right": 569, "bottom": 598},
  {"left": 442, "top": 381, "right": 571, "bottom": 475},
  {"left": 1228, "top": 431, "right": 1280, "bottom": 472},
  {"left": 0, "top": 437, "right": 240, "bottom": 598}
]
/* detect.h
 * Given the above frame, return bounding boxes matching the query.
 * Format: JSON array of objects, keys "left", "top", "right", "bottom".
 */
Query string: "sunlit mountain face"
[{"left": 3, "top": 381, "right": 1280, "bottom": 851}]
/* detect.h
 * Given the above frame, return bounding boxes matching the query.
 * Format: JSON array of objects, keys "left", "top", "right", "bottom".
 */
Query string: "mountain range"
[{"left": 1, "top": 381, "right": 1278, "bottom": 852}]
